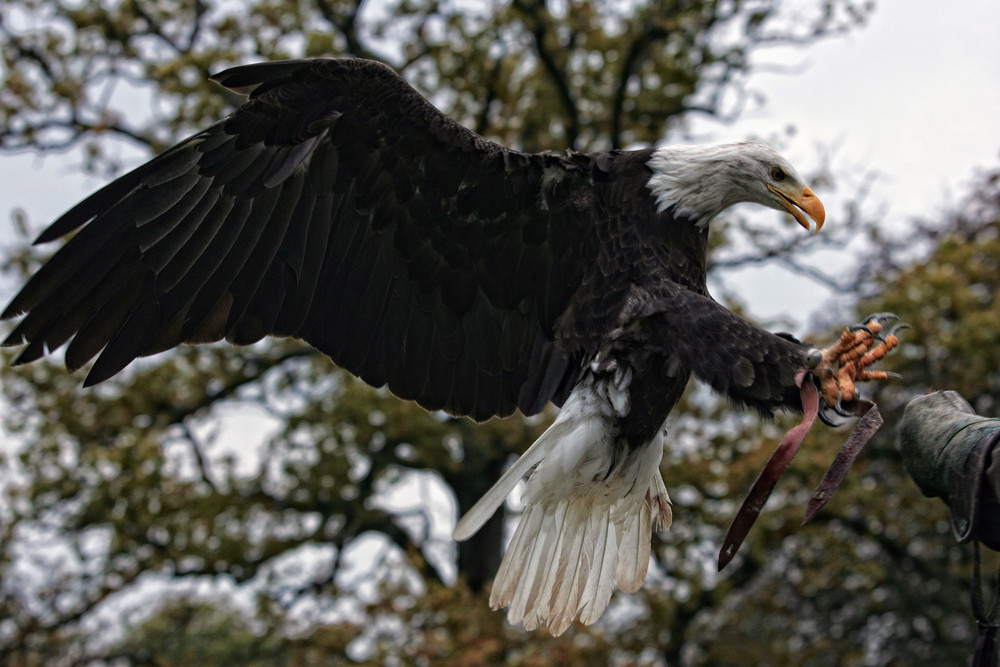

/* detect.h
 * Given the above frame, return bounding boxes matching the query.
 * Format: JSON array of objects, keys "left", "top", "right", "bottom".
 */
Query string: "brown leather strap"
[
  {"left": 719, "top": 380, "right": 887, "bottom": 570},
  {"left": 718, "top": 379, "right": 819, "bottom": 570},
  {"left": 803, "top": 399, "right": 883, "bottom": 524}
]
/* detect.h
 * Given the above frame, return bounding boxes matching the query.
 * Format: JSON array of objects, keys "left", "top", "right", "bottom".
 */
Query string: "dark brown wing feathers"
[
  {"left": 2, "top": 58, "right": 604, "bottom": 421},
  {"left": 2, "top": 58, "right": 809, "bottom": 424}
]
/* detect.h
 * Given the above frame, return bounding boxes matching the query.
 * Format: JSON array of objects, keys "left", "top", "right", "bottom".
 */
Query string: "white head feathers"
[{"left": 645, "top": 142, "right": 809, "bottom": 228}]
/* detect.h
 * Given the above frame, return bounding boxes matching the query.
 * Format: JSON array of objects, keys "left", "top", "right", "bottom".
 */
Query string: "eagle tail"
[
  {"left": 451, "top": 414, "right": 575, "bottom": 542},
  {"left": 455, "top": 379, "right": 672, "bottom": 635}
]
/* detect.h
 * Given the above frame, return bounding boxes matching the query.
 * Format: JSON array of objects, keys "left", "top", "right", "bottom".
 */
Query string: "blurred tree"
[
  {"left": 18, "top": 0, "right": 1000, "bottom": 665},
  {"left": 863, "top": 167, "right": 1000, "bottom": 412},
  {"left": 0, "top": 0, "right": 873, "bottom": 162}
]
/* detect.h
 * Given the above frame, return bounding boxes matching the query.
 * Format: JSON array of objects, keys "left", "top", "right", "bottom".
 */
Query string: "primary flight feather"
[{"left": 3, "top": 58, "right": 834, "bottom": 634}]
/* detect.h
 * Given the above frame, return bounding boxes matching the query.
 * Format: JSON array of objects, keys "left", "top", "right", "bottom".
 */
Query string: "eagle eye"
[{"left": 769, "top": 167, "right": 786, "bottom": 182}]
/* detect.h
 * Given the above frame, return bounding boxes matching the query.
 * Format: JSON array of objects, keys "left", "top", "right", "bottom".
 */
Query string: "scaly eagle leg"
[{"left": 807, "top": 313, "right": 907, "bottom": 427}]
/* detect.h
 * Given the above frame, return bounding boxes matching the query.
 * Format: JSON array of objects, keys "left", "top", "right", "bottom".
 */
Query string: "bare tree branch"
[{"left": 512, "top": 0, "right": 580, "bottom": 149}]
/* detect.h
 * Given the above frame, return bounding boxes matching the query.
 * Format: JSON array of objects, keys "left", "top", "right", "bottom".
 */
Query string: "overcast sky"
[
  {"left": 714, "top": 0, "right": 1000, "bottom": 224},
  {"left": 1, "top": 0, "right": 999, "bottom": 322},
  {"left": 691, "top": 0, "right": 1000, "bottom": 320}
]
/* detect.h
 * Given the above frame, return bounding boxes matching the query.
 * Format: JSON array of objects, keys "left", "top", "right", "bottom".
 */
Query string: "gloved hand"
[{"left": 898, "top": 391, "right": 1000, "bottom": 550}]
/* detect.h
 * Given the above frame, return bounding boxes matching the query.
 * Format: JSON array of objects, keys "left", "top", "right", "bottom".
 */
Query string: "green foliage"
[
  {"left": 863, "top": 168, "right": 1000, "bottom": 410},
  {"left": 0, "top": 0, "right": 871, "bottom": 167},
  {"left": 109, "top": 597, "right": 360, "bottom": 666}
]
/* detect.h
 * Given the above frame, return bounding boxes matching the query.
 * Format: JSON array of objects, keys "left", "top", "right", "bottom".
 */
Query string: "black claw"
[
  {"left": 886, "top": 322, "right": 911, "bottom": 338},
  {"left": 862, "top": 312, "right": 899, "bottom": 326},
  {"left": 833, "top": 397, "right": 855, "bottom": 417},
  {"left": 850, "top": 313, "right": 899, "bottom": 342},
  {"left": 818, "top": 401, "right": 845, "bottom": 427}
]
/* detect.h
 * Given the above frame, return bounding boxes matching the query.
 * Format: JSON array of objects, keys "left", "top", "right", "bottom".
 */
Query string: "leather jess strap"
[{"left": 718, "top": 377, "right": 884, "bottom": 570}]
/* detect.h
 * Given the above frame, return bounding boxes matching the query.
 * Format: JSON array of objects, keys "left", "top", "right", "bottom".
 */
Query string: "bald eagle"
[{"left": 4, "top": 58, "right": 846, "bottom": 634}]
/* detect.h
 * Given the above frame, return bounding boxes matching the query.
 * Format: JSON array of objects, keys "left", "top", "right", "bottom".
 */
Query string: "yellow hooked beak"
[{"left": 768, "top": 184, "right": 825, "bottom": 233}]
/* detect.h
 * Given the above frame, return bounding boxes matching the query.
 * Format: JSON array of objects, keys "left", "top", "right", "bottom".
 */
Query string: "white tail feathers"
[
  {"left": 452, "top": 414, "right": 578, "bottom": 542},
  {"left": 453, "top": 380, "right": 673, "bottom": 635}
]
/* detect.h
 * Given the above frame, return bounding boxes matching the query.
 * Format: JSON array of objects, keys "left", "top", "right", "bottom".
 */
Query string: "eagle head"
[{"left": 646, "top": 141, "right": 826, "bottom": 232}]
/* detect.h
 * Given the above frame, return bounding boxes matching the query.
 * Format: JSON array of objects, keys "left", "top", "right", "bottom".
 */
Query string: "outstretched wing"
[{"left": 2, "top": 58, "right": 599, "bottom": 420}]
